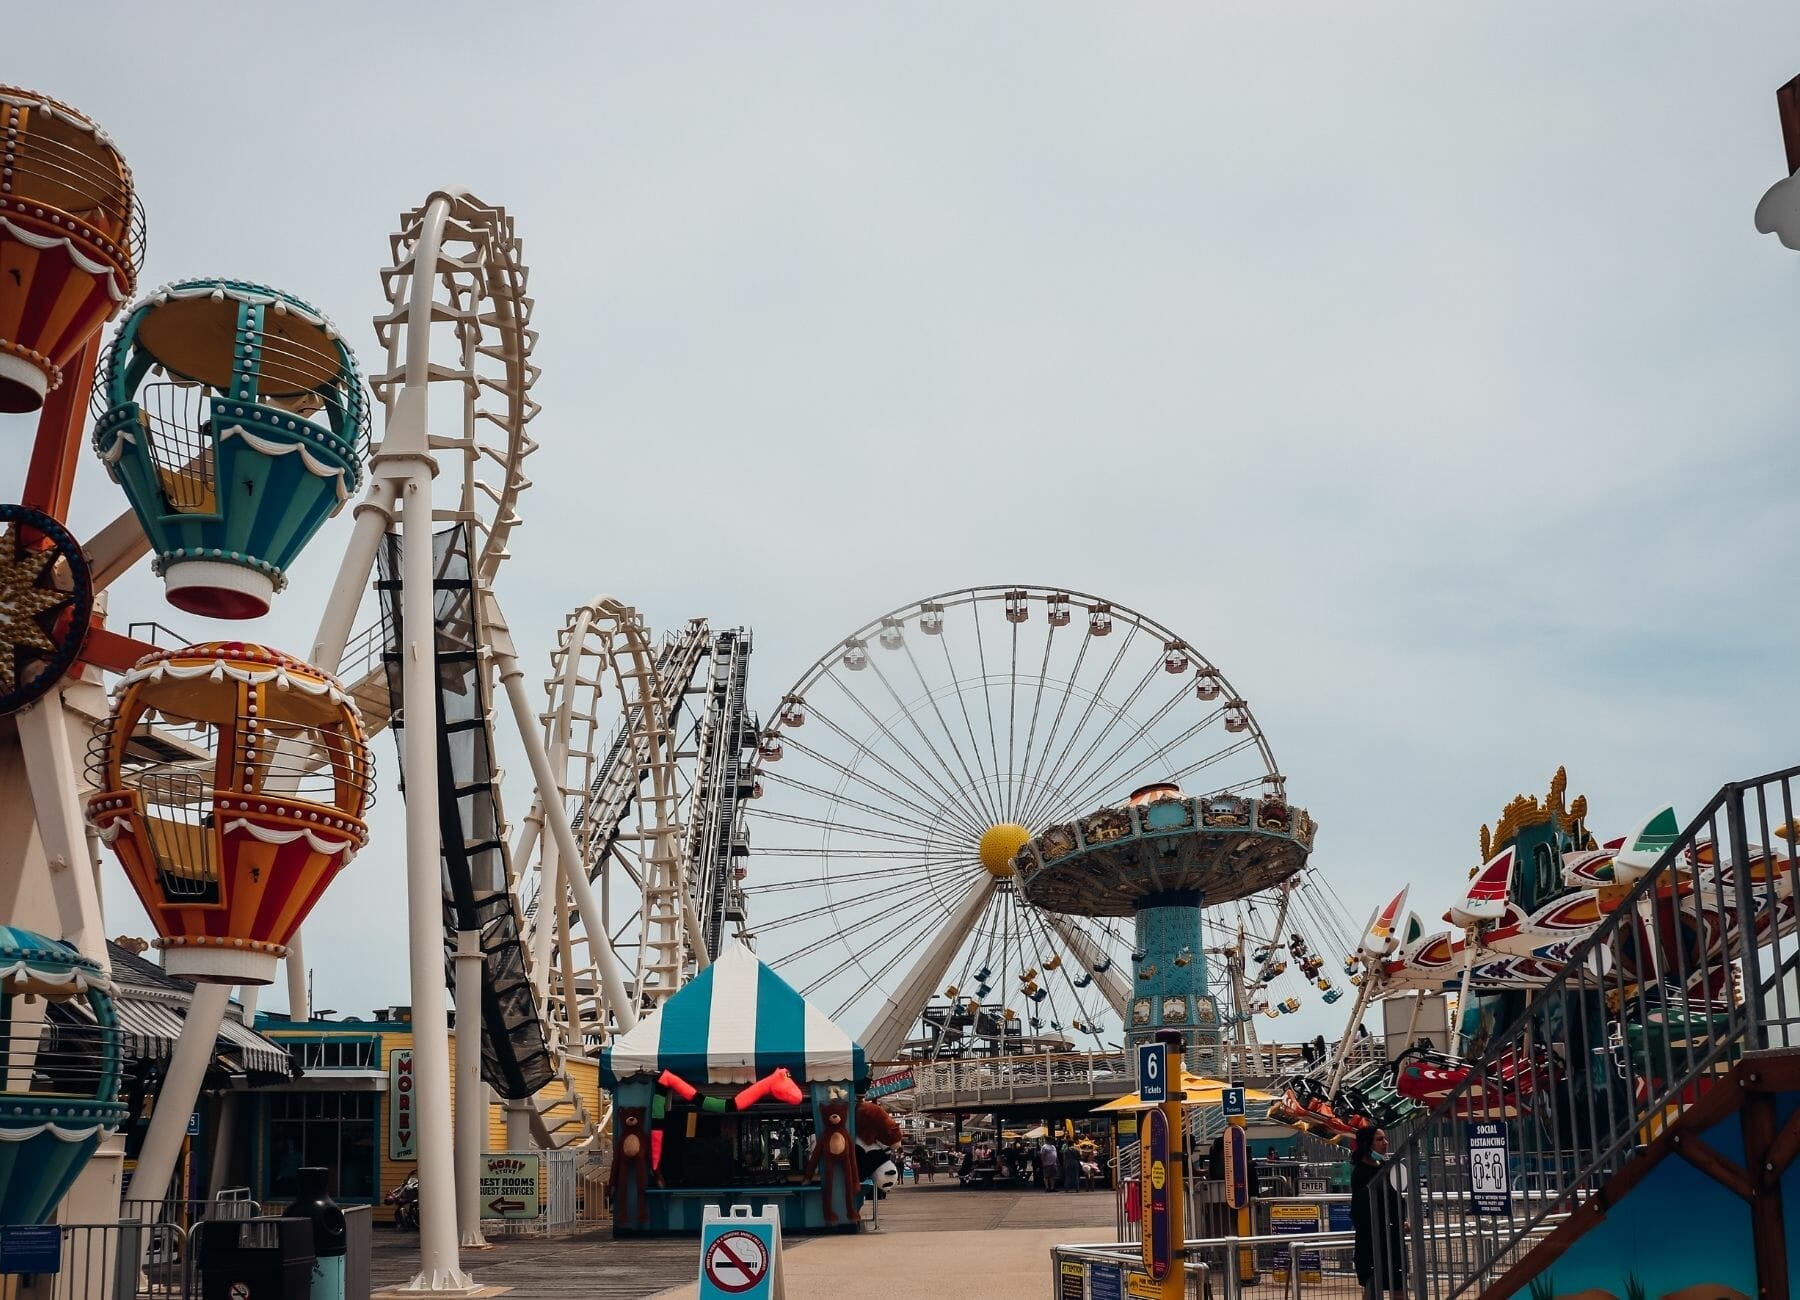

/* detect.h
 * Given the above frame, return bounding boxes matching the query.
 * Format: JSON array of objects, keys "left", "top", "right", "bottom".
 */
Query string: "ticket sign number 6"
[{"left": 1138, "top": 1043, "right": 1167, "bottom": 1103}]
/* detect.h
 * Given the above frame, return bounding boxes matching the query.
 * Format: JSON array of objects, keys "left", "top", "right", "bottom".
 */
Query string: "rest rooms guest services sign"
[
  {"left": 481, "top": 1154, "right": 541, "bottom": 1219},
  {"left": 390, "top": 1050, "right": 416, "bottom": 1160}
]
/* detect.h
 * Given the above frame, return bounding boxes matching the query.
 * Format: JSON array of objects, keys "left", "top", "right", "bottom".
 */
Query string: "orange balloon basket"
[
  {"left": 84, "top": 642, "right": 373, "bottom": 984},
  {"left": 0, "top": 86, "right": 142, "bottom": 413}
]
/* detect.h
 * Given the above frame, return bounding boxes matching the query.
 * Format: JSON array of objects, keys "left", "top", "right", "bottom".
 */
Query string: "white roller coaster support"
[
  {"left": 489, "top": 605, "right": 640, "bottom": 1036},
  {"left": 860, "top": 874, "right": 998, "bottom": 1062},
  {"left": 454, "top": 931, "right": 488, "bottom": 1249},
  {"left": 1045, "top": 913, "right": 1130, "bottom": 1018},
  {"left": 288, "top": 475, "right": 403, "bottom": 1018}
]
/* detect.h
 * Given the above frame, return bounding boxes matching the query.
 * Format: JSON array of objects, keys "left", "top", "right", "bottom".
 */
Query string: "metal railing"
[
  {"left": 911, "top": 1051, "right": 1131, "bottom": 1106},
  {"left": 1377, "top": 763, "right": 1800, "bottom": 1299}
]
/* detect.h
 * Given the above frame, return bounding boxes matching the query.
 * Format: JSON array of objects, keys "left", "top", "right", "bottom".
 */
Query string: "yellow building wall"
[{"left": 268, "top": 1025, "right": 604, "bottom": 1219}]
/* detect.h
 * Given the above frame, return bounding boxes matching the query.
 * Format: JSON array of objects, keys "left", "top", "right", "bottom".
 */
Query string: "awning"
[
  {"left": 79, "top": 996, "right": 294, "bottom": 1079},
  {"left": 602, "top": 943, "right": 866, "bottom": 1088},
  {"left": 1093, "top": 1072, "right": 1275, "bottom": 1114}
]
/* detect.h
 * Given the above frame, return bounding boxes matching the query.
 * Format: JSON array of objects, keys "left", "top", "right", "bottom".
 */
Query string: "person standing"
[
  {"left": 914, "top": 1143, "right": 933, "bottom": 1184},
  {"left": 1061, "top": 1140, "right": 1080, "bottom": 1192},
  {"left": 1039, "top": 1136, "right": 1060, "bottom": 1192},
  {"left": 1351, "top": 1127, "right": 1406, "bottom": 1297}
]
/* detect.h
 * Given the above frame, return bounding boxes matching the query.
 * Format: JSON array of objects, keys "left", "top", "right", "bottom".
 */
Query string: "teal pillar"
[{"left": 1128, "top": 891, "right": 1222, "bottom": 1080}]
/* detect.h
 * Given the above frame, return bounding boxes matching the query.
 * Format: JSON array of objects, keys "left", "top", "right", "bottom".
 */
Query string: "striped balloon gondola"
[
  {"left": 91, "top": 279, "right": 369, "bottom": 618},
  {"left": 0, "top": 86, "right": 141, "bottom": 412},
  {"left": 84, "top": 643, "right": 374, "bottom": 985}
]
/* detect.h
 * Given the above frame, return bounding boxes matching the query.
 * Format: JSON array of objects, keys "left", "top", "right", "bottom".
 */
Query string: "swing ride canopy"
[{"left": 601, "top": 944, "right": 868, "bottom": 1088}]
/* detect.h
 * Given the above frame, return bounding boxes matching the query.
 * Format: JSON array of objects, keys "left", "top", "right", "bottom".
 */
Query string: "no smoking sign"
[{"left": 704, "top": 1230, "right": 770, "bottom": 1294}]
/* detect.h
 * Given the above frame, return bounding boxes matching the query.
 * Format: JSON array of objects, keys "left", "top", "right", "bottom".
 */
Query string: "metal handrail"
[{"left": 1377, "top": 763, "right": 1800, "bottom": 1299}]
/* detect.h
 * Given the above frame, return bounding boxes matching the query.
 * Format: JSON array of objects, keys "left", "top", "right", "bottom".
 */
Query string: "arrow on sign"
[{"left": 487, "top": 1197, "right": 526, "bottom": 1216}]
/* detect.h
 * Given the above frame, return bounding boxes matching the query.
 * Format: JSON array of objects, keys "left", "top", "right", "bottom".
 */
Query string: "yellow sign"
[
  {"left": 1126, "top": 1271, "right": 1163, "bottom": 1299},
  {"left": 1149, "top": 1160, "right": 1166, "bottom": 1191}
]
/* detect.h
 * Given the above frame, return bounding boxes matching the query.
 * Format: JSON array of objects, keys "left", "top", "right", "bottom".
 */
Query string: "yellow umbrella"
[{"left": 1093, "top": 1071, "right": 1274, "bottom": 1113}]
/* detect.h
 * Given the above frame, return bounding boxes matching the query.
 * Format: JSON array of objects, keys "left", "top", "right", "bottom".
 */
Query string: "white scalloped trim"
[
  {"left": 0, "top": 89, "right": 132, "bottom": 180},
  {"left": 0, "top": 958, "right": 112, "bottom": 995},
  {"left": 0, "top": 1121, "right": 111, "bottom": 1142},
  {"left": 0, "top": 215, "right": 127, "bottom": 302},
  {"left": 98, "top": 425, "right": 134, "bottom": 465},
  {"left": 121, "top": 656, "right": 350, "bottom": 708},
  {"left": 139, "top": 282, "right": 340, "bottom": 341},
  {"left": 89, "top": 814, "right": 131, "bottom": 842},
  {"left": 218, "top": 424, "right": 348, "bottom": 503},
  {"left": 222, "top": 817, "right": 355, "bottom": 858}
]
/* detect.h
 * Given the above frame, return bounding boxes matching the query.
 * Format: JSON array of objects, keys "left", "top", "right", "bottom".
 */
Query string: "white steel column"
[
  {"left": 130, "top": 983, "right": 230, "bottom": 1209},
  {"left": 394, "top": 471, "right": 473, "bottom": 1293},
  {"left": 453, "top": 931, "right": 488, "bottom": 1248},
  {"left": 861, "top": 874, "right": 996, "bottom": 1062},
  {"left": 16, "top": 692, "right": 110, "bottom": 972},
  {"left": 490, "top": 625, "right": 638, "bottom": 1034},
  {"left": 285, "top": 477, "right": 401, "bottom": 1022}
]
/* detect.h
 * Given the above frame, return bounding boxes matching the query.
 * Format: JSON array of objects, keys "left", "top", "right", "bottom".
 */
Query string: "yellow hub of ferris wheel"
[{"left": 978, "top": 822, "right": 1032, "bottom": 878}]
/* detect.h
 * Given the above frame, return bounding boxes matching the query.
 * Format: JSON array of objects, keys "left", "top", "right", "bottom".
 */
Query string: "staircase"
[{"left": 1379, "top": 764, "right": 1800, "bottom": 1299}]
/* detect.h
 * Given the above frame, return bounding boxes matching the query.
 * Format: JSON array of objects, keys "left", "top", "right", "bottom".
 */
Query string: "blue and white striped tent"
[{"left": 601, "top": 944, "right": 868, "bottom": 1088}]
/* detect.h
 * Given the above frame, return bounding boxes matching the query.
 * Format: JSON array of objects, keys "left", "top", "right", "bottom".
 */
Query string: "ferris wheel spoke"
[
  {"left": 747, "top": 846, "right": 968, "bottom": 864},
  {"left": 795, "top": 708, "right": 985, "bottom": 845},
  {"left": 1153, "top": 735, "right": 1267, "bottom": 797},
  {"left": 1005, "top": 620, "right": 1021, "bottom": 821},
  {"left": 758, "top": 765, "right": 951, "bottom": 840},
  {"left": 1013, "top": 631, "right": 1136, "bottom": 829},
  {"left": 1008, "top": 615, "right": 1061, "bottom": 824},
  {"left": 755, "top": 872, "right": 946, "bottom": 936},
  {"left": 780, "top": 720, "right": 977, "bottom": 834},
  {"left": 752, "top": 807, "right": 944, "bottom": 849},
  {"left": 1016, "top": 893, "right": 1102, "bottom": 1035},
  {"left": 898, "top": 638, "right": 1003, "bottom": 826},
  {"left": 1022, "top": 655, "right": 1162, "bottom": 821},
  {"left": 812, "top": 675, "right": 991, "bottom": 841},
  {"left": 931, "top": 628, "right": 1007, "bottom": 824},
  {"left": 822, "top": 897, "right": 971, "bottom": 1022},
  {"left": 860, "top": 653, "right": 1001, "bottom": 838},
  {"left": 969, "top": 607, "right": 1007, "bottom": 812},
  {"left": 786, "top": 879, "right": 957, "bottom": 992},
  {"left": 1034, "top": 680, "right": 1215, "bottom": 827},
  {"left": 745, "top": 862, "right": 949, "bottom": 896}
]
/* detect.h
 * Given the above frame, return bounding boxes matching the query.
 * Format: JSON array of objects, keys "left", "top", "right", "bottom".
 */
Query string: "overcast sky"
[{"left": 11, "top": 5, "right": 1800, "bottom": 1036}]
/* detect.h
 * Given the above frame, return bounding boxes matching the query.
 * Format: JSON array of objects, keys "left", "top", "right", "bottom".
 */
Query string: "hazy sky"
[{"left": 11, "top": 5, "right": 1800, "bottom": 1036}]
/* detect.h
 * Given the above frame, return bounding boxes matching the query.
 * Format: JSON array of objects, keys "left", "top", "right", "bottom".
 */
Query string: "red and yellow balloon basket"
[
  {"left": 0, "top": 85, "right": 141, "bottom": 413},
  {"left": 84, "top": 643, "right": 373, "bottom": 984}
]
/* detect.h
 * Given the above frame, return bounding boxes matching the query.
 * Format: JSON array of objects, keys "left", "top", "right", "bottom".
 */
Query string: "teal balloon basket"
[
  {"left": 91, "top": 279, "right": 369, "bottom": 619},
  {"left": 0, "top": 928, "right": 127, "bottom": 1225}
]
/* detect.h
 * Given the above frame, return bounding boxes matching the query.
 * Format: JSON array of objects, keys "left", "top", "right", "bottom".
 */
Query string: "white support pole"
[
  {"left": 284, "top": 932, "right": 308, "bottom": 1023},
  {"left": 285, "top": 476, "right": 402, "bottom": 1022},
  {"left": 16, "top": 691, "right": 110, "bottom": 973},
  {"left": 860, "top": 874, "right": 996, "bottom": 1062},
  {"left": 131, "top": 983, "right": 230, "bottom": 1210},
  {"left": 453, "top": 931, "right": 488, "bottom": 1249},
  {"left": 490, "top": 627, "right": 638, "bottom": 1035},
  {"left": 1324, "top": 976, "right": 1377, "bottom": 1096},
  {"left": 1045, "top": 913, "right": 1131, "bottom": 1018},
  {"left": 1450, "top": 935, "right": 1478, "bottom": 1058},
  {"left": 394, "top": 472, "right": 474, "bottom": 1294}
]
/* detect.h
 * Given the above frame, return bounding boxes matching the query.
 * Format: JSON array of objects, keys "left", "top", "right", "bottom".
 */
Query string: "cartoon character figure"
[
  {"left": 609, "top": 1107, "right": 652, "bottom": 1228},
  {"left": 803, "top": 1095, "right": 863, "bottom": 1225},
  {"left": 854, "top": 1100, "right": 904, "bottom": 1196}
]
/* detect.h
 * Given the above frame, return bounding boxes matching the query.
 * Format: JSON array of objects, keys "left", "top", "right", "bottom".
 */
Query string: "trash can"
[
  {"left": 284, "top": 1168, "right": 348, "bottom": 1300},
  {"left": 198, "top": 1215, "right": 315, "bottom": 1300}
]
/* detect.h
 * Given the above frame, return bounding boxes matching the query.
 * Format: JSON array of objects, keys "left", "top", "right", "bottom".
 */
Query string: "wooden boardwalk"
[{"left": 369, "top": 1186, "right": 1117, "bottom": 1299}]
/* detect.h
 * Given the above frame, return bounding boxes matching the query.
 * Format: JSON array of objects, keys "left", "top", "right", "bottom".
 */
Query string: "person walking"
[
  {"left": 1351, "top": 1127, "right": 1406, "bottom": 1297},
  {"left": 1039, "top": 1136, "right": 1060, "bottom": 1192}
]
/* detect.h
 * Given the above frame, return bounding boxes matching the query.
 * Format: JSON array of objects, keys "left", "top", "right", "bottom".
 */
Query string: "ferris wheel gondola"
[{"left": 742, "top": 585, "right": 1352, "bottom": 1062}]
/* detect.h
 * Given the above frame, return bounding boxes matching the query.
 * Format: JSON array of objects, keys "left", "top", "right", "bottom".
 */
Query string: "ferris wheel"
[{"left": 743, "top": 585, "right": 1359, "bottom": 1061}]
